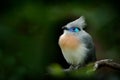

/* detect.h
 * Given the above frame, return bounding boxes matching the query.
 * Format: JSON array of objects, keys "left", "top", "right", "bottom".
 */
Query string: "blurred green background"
[{"left": 0, "top": 0, "right": 120, "bottom": 80}]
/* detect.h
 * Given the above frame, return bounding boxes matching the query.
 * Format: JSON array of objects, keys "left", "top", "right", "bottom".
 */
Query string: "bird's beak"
[{"left": 62, "top": 26, "right": 68, "bottom": 30}]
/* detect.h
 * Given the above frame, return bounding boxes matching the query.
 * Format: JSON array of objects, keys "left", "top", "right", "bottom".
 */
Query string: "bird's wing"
[{"left": 82, "top": 34, "right": 96, "bottom": 64}]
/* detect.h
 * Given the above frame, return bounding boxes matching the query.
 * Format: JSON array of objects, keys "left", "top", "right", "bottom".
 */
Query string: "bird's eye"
[{"left": 69, "top": 27, "right": 80, "bottom": 32}]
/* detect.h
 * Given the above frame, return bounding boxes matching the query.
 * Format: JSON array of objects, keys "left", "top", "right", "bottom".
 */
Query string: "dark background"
[{"left": 0, "top": 0, "right": 120, "bottom": 80}]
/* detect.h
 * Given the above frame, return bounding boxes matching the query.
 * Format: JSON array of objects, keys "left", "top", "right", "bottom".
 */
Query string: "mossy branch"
[{"left": 47, "top": 59, "right": 120, "bottom": 78}]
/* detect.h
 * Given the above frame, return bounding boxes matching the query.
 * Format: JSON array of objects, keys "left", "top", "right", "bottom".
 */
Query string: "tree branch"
[
  {"left": 94, "top": 59, "right": 120, "bottom": 71},
  {"left": 47, "top": 59, "right": 120, "bottom": 78}
]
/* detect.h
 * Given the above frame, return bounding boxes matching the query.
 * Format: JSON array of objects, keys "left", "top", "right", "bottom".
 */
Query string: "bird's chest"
[
  {"left": 59, "top": 34, "right": 80, "bottom": 50},
  {"left": 59, "top": 34, "right": 88, "bottom": 65}
]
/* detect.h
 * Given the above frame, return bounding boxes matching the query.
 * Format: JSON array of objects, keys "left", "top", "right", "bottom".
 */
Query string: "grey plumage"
[
  {"left": 59, "top": 16, "right": 96, "bottom": 70},
  {"left": 81, "top": 31, "right": 96, "bottom": 64}
]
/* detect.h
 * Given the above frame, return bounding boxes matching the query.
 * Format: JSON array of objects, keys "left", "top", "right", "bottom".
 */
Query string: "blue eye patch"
[{"left": 69, "top": 27, "right": 80, "bottom": 32}]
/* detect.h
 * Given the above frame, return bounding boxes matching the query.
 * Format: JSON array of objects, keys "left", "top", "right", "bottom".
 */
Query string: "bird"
[{"left": 58, "top": 16, "right": 96, "bottom": 71}]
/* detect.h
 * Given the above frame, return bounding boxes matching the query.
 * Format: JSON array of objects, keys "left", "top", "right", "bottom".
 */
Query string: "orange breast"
[{"left": 59, "top": 34, "right": 80, "bottom": 50}]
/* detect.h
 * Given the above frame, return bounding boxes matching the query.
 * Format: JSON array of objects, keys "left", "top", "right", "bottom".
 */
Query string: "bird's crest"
[{"left": 67, "top": 16, "right": 86, "bottom": 29}]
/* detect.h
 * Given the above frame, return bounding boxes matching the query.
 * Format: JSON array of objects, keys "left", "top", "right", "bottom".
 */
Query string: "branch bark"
[{"left": 94, "top": 59, "right": 120, "bottom": 71}]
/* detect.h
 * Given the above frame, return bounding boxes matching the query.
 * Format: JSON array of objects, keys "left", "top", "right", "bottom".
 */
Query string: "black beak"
[{"left": 62, "top": 26, "right": 68, "bottom": 30}]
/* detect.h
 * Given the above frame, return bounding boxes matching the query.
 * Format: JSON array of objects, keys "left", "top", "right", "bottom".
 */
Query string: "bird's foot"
[
  {"left": 64, "top": 65, "right": 81, "bottom": 72},
  {"left": 63, "top": 65, "right": 74, "bottom": 72}
]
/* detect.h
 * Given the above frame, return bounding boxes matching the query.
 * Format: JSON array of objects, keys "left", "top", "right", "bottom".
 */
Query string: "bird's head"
[{"left": 62, "top": 16, "right": 86, "bottom": 34}]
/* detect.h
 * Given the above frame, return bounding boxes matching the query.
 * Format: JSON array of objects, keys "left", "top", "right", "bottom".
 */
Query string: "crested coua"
[{"left": 58, "top": 16, "right": 96, "bottom": 70}]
